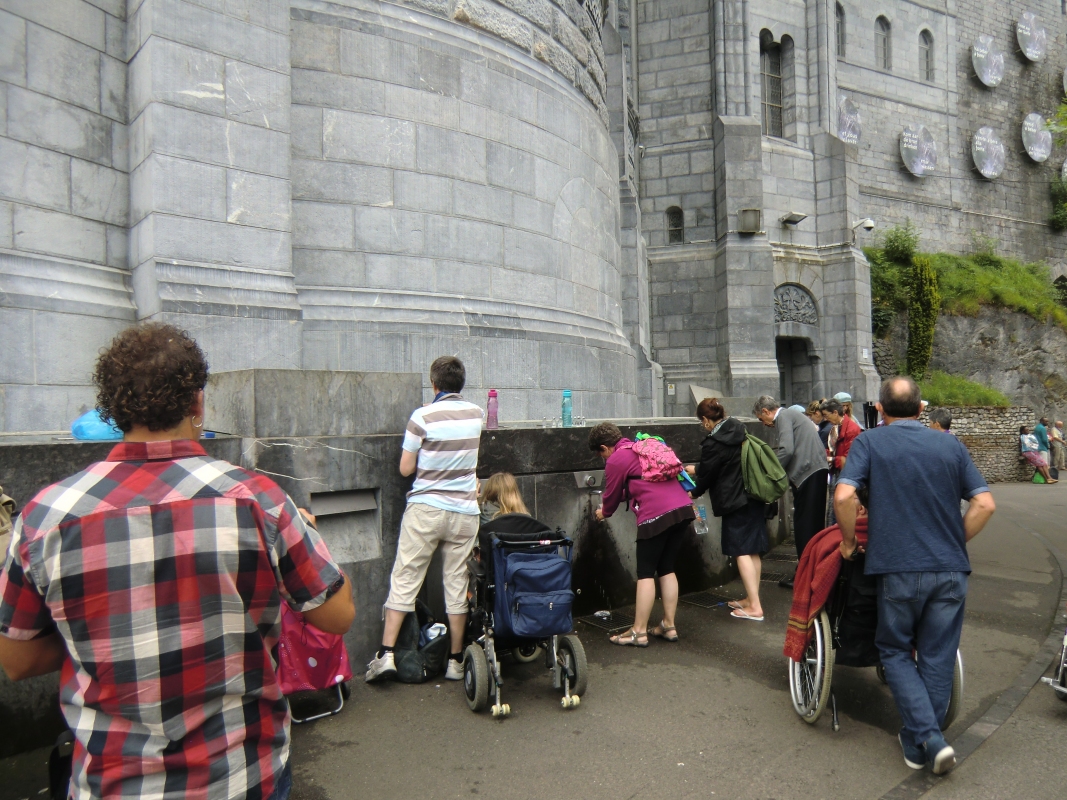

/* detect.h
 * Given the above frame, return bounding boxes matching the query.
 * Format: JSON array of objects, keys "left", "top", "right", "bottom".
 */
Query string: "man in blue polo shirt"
[{"left": 835, "top": 376, "right": 995, "bottom": 776}]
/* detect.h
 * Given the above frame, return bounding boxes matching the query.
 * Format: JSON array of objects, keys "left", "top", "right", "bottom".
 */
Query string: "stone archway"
[{"left": 773, "top": 284, "right": 824, "bottom": 403}]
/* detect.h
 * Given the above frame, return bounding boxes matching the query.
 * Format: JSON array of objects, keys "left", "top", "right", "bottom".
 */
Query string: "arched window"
[
  {"left": 666, "top": 207, "right": 684, "bottom": 244},
  {"left": 760, "top": 33, "right": 783, "bottom": 138},
  {"left": 836, "top": 4, "right": 846, "bottom": 59},
  {"left": 875, "top": 16, "right": 891, "bottom": 71},
  {"left": 919, "top": 29, "right": 934, "bottom": 82}
]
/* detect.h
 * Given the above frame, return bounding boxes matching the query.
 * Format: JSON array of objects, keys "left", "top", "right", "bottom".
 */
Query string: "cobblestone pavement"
[{"left": 1, "top": 483, "right": 1064, "bottom": 800}]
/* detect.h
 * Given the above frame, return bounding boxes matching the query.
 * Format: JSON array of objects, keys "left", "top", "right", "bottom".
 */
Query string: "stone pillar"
[
  {"left": 126, "top": 0, "right": 301, "bottom": 372},
  {"left": 711, "top": 116, "right": 779, "bottom": 397}
]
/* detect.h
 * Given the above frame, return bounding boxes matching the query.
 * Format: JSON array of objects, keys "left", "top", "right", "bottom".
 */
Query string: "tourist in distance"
[
  {"left": 1020, "top": 425, "right": 1058, "bottom": 484},
  {"left": 365, "top": 356, "right": 484, "bottom": 683},
  {"left": 591, "top": 422, "right": 695, "bottom": 646},
  {"left": 836, "top": 376, "right": 995, "bottom": 775},
  {"left": 0, "top": 323, "right": 354, "bottom": 800},
  {"left": 753, "top": 396, "right": 828, "bottom": 587},
  {"left": 479, "top": 472, "right": 531, "bottom": 524},
  {"left": 834, "top": 391, "right": 864, "bottom": 430},
  {"left": 1051, "top": 420, "right": 1066, "bottom": 470},
  {"left": 928, "top": 408, "right": 955, "bottom": 434},
  {"left": 1034, "top": 417, "right": 1052, "bottom": 468},
  {"left": 807, "top": 400, "right": 832, "bottom": 449},
  {"left": 822, "top": 398, "right": 862, "bottom": 526},
  {"left": 688, "top": 398, "right": 767, "bottom": 622}
]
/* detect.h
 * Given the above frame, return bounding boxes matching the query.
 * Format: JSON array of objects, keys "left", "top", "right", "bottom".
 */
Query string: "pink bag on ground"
[{"left": 276, "top": 603, "right": 352, "bottom": 696}]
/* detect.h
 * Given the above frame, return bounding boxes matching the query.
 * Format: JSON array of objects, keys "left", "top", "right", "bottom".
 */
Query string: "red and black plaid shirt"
[{"left": 0, "top": 440, "right": 342, "bottom": 800}]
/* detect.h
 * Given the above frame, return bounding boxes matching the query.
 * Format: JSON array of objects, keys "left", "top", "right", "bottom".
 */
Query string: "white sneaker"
[
  {"left": 364, "top": 651, "right": 397, "bottom": 683},
  {"left": 444, "top": 659, "right": 464, "bottom": 681}
]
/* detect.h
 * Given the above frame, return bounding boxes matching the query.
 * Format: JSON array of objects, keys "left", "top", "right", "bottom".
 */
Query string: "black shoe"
[{"left": 778, "top": 578, "right": 794, "bottom": 589}]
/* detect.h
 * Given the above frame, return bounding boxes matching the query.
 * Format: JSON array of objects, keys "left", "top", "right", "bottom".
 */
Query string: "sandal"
[
  {"left": 730, "top": 608, "right": 764, "bottom": 622},
  {"left": 650, "top": 621, "right": 679, "bottom": 642},
  {"left": 609, "top": 629, "right": 649, "bottom": 647}
]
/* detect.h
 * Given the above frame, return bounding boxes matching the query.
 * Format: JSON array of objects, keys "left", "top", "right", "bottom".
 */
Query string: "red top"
[
  {"left": 833, "top": 414, "right": 863, "bottom": 471},
  {"left": 600, "top": 439, "right": 693, "bottom": 527},
  {"left": 0, "top": 440, "right": 342, "bottom": 800}
]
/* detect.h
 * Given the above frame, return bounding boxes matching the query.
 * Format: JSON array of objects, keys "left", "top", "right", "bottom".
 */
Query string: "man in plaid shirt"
[{"left": 0, "top": 324, "right": 354, "bottom": 800}]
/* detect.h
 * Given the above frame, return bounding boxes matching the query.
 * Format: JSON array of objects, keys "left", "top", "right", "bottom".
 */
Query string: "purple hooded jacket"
[{"left": 600, "top": 439, "right": 693, "bottom": 526}]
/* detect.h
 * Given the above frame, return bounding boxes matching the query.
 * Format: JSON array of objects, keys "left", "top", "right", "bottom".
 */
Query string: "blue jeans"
[
  {"left": 265, "top": 761, "right": 292, "bottom": 800},
  {"left": 875, "top": 571, "right": 967, "bottom": 748}
]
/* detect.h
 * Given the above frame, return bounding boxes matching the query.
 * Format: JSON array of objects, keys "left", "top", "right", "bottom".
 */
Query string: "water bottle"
[
  {"left": 561, "top": 389, "right": 573, "bottom": 427},
  {"left": 486, "top": 389, "right": 499, "bottom": 429},
  {"left": 694, "top": 504, "right": 709, "bottom": 535}
]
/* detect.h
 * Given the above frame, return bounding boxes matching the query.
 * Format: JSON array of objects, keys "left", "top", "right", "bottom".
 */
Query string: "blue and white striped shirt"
[{"left": 402, "top": 395, "right": 483, "bottom": 515}]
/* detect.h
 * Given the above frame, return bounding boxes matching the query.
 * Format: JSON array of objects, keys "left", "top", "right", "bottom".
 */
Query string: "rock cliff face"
[{"left": 874, "top": 308, "right": 1067, "bottom": 419}]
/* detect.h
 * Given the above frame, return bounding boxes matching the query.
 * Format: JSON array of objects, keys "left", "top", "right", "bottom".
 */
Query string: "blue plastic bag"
[{"left": 71, "top": 410, "right": 123, "bottom": 441}]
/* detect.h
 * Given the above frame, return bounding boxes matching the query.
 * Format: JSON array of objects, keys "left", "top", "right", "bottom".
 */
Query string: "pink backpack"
[{"left": 625, "top": 436, "right": 684, "bottom": 482}]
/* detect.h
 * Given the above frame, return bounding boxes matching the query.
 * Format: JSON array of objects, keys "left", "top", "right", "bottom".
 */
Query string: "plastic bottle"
[
  {"left": 694, "top": 504, "right": 709, "bottom": 535},
  {"left": 486, "top": 389, "right": 499, "bottom": 429},
  {"left": 561, "top": 389, "right": 573, "bottom": 427}
]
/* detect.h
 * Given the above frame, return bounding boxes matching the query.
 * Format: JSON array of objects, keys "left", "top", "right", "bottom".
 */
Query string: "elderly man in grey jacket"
[{"left": 754, "top": 396, "right": 830, "bottom": 587}]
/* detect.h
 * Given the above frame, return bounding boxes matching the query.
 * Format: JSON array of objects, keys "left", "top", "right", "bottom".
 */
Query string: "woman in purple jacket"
[{"left": 590, "top": 422, "right": 696, "bottom": 646}]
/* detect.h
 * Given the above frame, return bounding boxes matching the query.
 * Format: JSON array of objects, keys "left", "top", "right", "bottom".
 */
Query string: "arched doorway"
[{"left": 773, "top": 284, "right": 823, "bottom": 404}]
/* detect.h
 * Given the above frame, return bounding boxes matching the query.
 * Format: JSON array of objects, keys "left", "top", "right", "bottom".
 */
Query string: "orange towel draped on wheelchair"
[{"left": 783, "top": 517, "right": 869, "bottom": 661}]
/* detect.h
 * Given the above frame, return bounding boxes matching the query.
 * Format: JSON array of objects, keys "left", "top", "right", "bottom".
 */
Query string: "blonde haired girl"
[{"left": 479, "top": 472, "right": 530, "bottom": 522}]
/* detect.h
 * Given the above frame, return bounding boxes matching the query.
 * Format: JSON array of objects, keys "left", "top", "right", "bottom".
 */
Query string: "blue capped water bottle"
[{"left": 562, "top": 389, "right": 573, "bottom": 427}]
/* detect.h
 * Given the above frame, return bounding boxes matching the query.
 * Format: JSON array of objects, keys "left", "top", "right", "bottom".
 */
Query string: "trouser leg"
[{"left": 792, "top": 470, "right": 828, "bottom": 559}]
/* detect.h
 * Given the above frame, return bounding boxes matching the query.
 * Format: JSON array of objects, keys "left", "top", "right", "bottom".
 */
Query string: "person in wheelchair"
[{"left": 835, "top": 377, "right": 995, "bottom": 775}]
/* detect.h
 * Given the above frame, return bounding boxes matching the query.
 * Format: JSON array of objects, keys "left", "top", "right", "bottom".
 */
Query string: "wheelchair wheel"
[
  {"left": 512, "top": 643, "right": 542, "bottom": 663},
  {"left": 943, "top": 650, "right": 964, "bottom": 729},
  {"left": 788, "top": 609, "right": 834, "bottom": 723},
  {"left": 559, "top": 635, "right": 588, "bottom": 698},
  {"left": 463, "top": 644, "right": 490, "bottom": 712}
]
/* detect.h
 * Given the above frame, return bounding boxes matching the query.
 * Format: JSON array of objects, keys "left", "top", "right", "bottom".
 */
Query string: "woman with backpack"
[
  {"left": 590, "top": 422, "right": 695, "bottom": 646},
  {"left": 689, "top": 398, "right": 768, "bottom": 622}
]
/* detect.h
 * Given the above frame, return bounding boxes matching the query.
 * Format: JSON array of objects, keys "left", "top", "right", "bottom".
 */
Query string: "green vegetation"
[
  {"left": 866, "top": 223, "right": 1067, "bottom": 330},
  {"left": 1050, "top": 177, "right": 1067, "bottom": 232},
  {"left": 918, "top": 371, "right": 1011, "bottom": 407},
  {"left": 881, "top": 219, "right": 919, "bottom": 264},
  {"left": 906, "top": 256, "right": 940, "bottom": 380}
]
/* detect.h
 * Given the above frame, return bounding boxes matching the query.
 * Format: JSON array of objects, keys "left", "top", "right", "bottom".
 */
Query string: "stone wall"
[{"left": 919, "top": 406, "right": 1038, "bottom": 483}]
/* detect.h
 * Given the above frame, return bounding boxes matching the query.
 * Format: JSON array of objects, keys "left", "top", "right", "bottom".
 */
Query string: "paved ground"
[{"left": 2, "top": 483, "right": 1065, "bottom": 800}]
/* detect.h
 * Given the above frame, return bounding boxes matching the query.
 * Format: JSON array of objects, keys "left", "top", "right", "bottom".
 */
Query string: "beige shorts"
[{"left": 385, "top": 502, "right": 479, "bottom": 615}]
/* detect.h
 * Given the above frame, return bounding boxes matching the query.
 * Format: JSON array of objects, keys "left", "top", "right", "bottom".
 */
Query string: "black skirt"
[{"left": 720, "top": 498, "right": 769, "bottom": 557}]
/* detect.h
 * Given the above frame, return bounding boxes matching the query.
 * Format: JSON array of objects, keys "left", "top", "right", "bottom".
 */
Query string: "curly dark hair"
[{"left": 94, "top": 323, "right": 209, "bottom": 432}]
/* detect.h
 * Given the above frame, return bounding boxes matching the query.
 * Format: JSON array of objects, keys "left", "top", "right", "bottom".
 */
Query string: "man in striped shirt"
[{"left": 366, "top": 356, "right": 484, "bottom": 683}]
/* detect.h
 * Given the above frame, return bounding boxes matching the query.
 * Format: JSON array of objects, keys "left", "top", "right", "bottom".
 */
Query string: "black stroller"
[{"left": 462, "top": 514, "right": 588, "bottom": 717}]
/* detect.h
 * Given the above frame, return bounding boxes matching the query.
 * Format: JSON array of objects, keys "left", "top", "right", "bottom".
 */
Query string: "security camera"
[{"left": 852, "top": 218, "right": 875, "bottom": 232}]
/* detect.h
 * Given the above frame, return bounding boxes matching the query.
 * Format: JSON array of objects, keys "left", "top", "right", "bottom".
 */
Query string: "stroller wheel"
[
  {"left": 558, "top": 635, "right": 588, "bottom": 699},
  {"left": 511, "top": 643, "right": 542, "bottom": 663},
  {"left": 463, "top": 644, "right": 490, "bottom": 712}
]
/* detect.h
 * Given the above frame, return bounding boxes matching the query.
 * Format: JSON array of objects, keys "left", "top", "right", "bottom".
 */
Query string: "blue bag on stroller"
[{"left": 493, "top": 547, "right": 574, "bottom": 639}]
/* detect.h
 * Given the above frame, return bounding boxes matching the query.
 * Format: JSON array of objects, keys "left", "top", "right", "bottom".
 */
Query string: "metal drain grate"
[
  {"left": 576, "top": 612, "right": 635, "bottom": 633},
  {"left": 763, "top": 550, "right": 798, "bottom": 564},
  {"left": 680, "top": 590, "right": 742, "bottom": 609},
  {"left": 759, "top": 571, "right": 792, "bottom": 583}
]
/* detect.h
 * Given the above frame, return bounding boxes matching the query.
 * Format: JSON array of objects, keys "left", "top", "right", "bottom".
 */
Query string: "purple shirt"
[{"left": 601, "top": 439, "right": 693, "bottom": 526}]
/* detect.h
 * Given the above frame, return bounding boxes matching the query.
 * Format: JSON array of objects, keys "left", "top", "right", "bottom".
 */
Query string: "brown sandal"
[
  {"left": 609, "top": 629, "right": 649, "bottom": 647},
  {"left": 650, "top": 621, "right": 679, "bottom": 642}
]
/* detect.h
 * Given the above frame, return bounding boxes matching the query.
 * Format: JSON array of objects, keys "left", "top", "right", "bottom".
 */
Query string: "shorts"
[
  {"left": 635, "top": 519, "right": 691, "bottom": 580},
  {"left": 385, "top": 502, "right": 479, "bottom": 615}
]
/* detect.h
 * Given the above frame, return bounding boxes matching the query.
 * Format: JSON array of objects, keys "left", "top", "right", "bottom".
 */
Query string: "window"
[
  {"left": 666, "top": 207, "right": 684, "bottom": 244},
  {"left": 836, "top": 4, "right": 846, "bottom": 58},
  {"left": 875, "top": 16, "right": 891, "bottom": 70},
  {"left": 919, "top": 30, "right": 934, "bottom": 81},
  {"left": 760, "top": 36, "right": 784, "bottom": 137}
]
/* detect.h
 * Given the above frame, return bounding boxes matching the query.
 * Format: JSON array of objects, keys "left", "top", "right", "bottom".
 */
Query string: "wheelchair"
[{"left": 788, "top": 554, "right": 963, "bottom": 731}]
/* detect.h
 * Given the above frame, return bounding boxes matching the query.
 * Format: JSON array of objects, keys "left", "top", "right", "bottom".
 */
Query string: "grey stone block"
[
  {"left": 416, "top": 124, "right": 486, "bottom": 182},
  {"left": 292, "top": 200, "right": 354, "bottom": 249},
  {"left": 0, "top": 202, "right": 12, "bottom": 248},
  {"left": 26, "top": 24, "right": 101, "bottom": 113},
  {"left": 105, "top": 12, "right": 124, "bottom": 60},
  {"left": 395, "top": 171, "right": 452, "bottom": 215},
  {"left": 338, "top": 27, "right": 419, "bottom": 86},
  {"left": 452, "top": 180, "right": 512, "bottom": 225},
  {"left": 105, "top": 223, "right": 127, "bottom": 268},
  {"left": 291, "top": 70, "right": 384, "bottom": 116},
  {"left": 291, "top": 19, "right": 339, "bottom": 72},
  {"left": 491, "top": 265, "right": 555, "bottom": 305},
  {"left": 417, "top": 48, "right": 463, "bottom": 97},
  {"left": 130, "top": 154, "right": 227, "bottom": 224},
  {"left": 504, "top": 228, "right": 558, "bottom": 275},
  {"left": 323, "top": 109, "right": 415, "bottom": 169},
  {"left": 13, "top": 206, "right": 107, "bottom": 264},
  {"left": 71, "top": 159, "right": 128, "bottom": 227},
  {"left": 0, "top": 308, "right": 34, "bottom": 384},
  {"left": 0, "top": 138, "right": 71, "bottom": 212},
  {"left": 512, "top": 194, "right": 554, "bottom": 234},
  {"left": 137, "top": 214, "right": 292, "bottom": 271},
  {"left": 225, "top": 60, "right": 290, "bottom": 132},
  {"left": 425, "top": 215, "right": 503, "bottom": 264},
  {"left": 129, "top": 37, "right": 225, "bottom": 120},
  {"left": 434, "top": 260, "right": 489, "bottom": 297},
  {"left": 487, "top": 141, "right": 535, "bottom": 192},
  {"left": 7, "top": 86, "right": 112, "bottom": 166},
  {"left": 0, "top": 9, "right": 26, "bottom": 87},
  {"left": 2, "top": 383, "right": 98, "bottom": 433},
  {"left": 1, "top": 0, "right": 105, "bottom": 51},
  {"left": 354, "top": 206, "right": 426, "bottom": 256},
  {"left": 100, "top": 53, "right": 125, "bottom": 123},
  {"left": 293, "top": 159, "right": 393, "bottom": 206},
  {"left": 227, "top": 170, "right": 290, "bottom": 231},
  {"left": 365, "top": 253, "right": 435, "bottom": 290},
  {"left": 292, "top": 248, "right": 365, "bottom": 286},
  {"left": 111, "top": 120, "right": 128, "bottom": 172},
  {"left": 290, "top": 105, "right": 322, "bottom": 158},
  {"left": 33, "top": 310, "right": 128, "bottom": 385}
]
